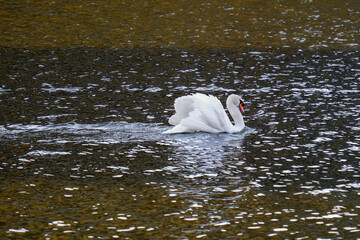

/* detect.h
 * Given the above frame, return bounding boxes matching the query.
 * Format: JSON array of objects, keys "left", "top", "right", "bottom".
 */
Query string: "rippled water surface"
[{"left": 1, "top": 0, "right": 360, "bottom": 239}]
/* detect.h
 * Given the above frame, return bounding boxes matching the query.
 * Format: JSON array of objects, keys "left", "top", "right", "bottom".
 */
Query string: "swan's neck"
[{"left": 226, "top": 97, "right": 245, "bottom": 129}]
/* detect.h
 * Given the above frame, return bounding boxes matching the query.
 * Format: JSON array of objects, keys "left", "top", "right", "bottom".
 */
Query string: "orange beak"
[{"left": 239, "top": 103, "right": 244, "bottom": 114}]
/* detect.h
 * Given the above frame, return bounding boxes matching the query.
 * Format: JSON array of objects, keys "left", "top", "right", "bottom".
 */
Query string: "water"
[
  {"left": 1, "top": 47, "right": 359, "bottom": 239},
  {"left": 1, "top": 1, "right": 360, "bottom": 239},
  {"left": 1, "top": 1, "right": 359, "bottom": 50}
]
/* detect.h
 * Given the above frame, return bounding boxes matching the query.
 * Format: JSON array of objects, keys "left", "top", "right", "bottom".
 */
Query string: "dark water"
[
  {"left": 1, "top": 0, "right": 360, "bottom": 239},
  {"left": 1, "top": 48, "right": 359, "bottom": 239}
]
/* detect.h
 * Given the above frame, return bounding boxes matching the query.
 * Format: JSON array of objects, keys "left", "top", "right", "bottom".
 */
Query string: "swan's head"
[{"left": 228, "top": 94, "right": 245, "bottom": 114}]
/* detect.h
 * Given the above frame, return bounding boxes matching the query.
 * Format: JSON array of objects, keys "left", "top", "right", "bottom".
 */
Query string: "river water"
[{"left": 1, "top": 1, "right": 360, "bottom": 239}]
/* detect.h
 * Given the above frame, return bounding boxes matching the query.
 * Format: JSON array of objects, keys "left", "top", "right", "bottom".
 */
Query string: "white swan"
[{"left": 163, "top": 93, "right": 245, "bottom": 134}]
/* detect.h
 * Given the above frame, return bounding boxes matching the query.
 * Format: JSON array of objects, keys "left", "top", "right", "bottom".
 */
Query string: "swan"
[{"left": 163, "top": 93, "right": 245, "bottom": 134}]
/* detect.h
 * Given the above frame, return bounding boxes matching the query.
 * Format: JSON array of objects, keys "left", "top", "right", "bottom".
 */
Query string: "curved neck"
[{"left": 226, "top": 96, "right": 245, "bottom": 129}]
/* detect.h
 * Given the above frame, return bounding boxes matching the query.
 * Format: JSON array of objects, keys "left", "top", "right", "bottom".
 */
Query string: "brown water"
[
  {"left": 1, "top": 1, "right": 360, "bottom": 239},
  {"left": 1, "top": 0, "right": 359, "bottom": 49}
]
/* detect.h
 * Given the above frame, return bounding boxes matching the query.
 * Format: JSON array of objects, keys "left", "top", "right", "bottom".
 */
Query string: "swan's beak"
[{"left": 239, "top": 103, "right": 244, "bottom": 114}]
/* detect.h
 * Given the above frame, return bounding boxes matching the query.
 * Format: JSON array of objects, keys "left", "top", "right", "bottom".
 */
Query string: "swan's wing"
[
  {"left": 165, "top": 93, "right": 233, "bottom": 133},
  {"left": 168, "top": 95, "right": 194, "bottom": 125},
  {"left": 192, "top": 94, "right": 232, "bottom": 132},
  {"left": 180, "top": 109, "right": 222, "bottom": 133}
]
